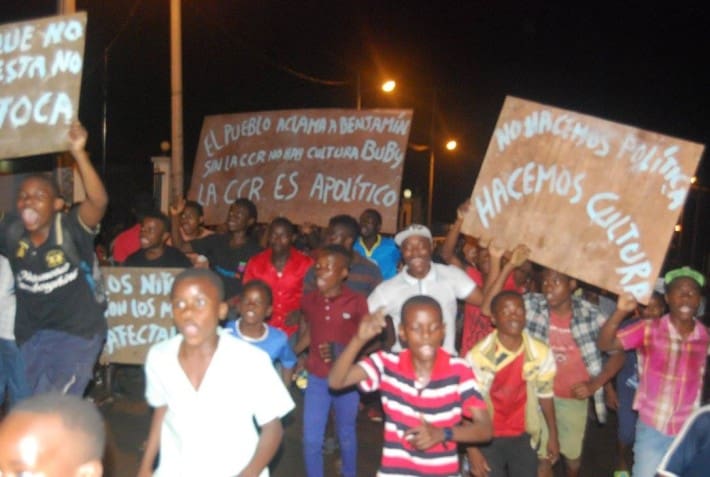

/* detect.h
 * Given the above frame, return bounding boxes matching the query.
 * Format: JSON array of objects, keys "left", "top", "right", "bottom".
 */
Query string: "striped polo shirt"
[{"left": 358, "top": 348, "right": 486, "bottom": 476}]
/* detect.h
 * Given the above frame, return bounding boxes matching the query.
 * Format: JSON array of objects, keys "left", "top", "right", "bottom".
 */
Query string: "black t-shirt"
[
  {"left": 124, "top": 246, "right": 192, "bottom": 268},
  {"left": 0, "top": 210, "right": 107, "bottom": 344},
  {"left": 190, "top": 233, "right": 262, "bottom": 298}
]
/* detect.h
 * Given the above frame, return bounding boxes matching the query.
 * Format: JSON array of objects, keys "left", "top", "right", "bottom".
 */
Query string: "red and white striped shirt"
[{"left": 358, "top": 348, "right": 486, "bottom": 476}]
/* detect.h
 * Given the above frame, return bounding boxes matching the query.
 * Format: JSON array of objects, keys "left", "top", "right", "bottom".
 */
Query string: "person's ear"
[
  {"left": 53, "top": 197, "right": 65, "bottom": 212},
  {"left": 218, "top": 302, "right": 229, "bottom": 320},
  {"left": 569, "top": 279, "right": 577, "bottom": 291},
  {"left": 161, "top": 231, "right": 170, "bottom": 244},
  {"left": 75, "top": 460, "right": 103, "bottom": 477},
  {"left": 397, "top": 324, "right": 406, "bottom": 346},
  {"left": 266, "top": 305, "right": 273, "bottom": 317}
]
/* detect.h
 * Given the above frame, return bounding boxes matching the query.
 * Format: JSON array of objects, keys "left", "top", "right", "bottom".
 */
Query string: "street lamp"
[
  {"left": 382, "top": 80, "right": 396, "bottom": 93},
  {"left": 356, "top": 75, "right": 396, "bottom": 110}
]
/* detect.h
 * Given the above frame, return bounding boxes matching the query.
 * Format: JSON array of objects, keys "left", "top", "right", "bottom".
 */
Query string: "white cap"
[{"left": 394, "top": 224, "right": 432, "bottom": 246}]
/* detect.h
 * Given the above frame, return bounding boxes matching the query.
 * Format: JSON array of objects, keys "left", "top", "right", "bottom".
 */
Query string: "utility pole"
[{"left": 170, "top": 0, "right": 185, "bottom": 203}]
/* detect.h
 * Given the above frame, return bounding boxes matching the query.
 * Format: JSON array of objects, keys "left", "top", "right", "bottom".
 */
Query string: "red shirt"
[
  {"left": 549, "top": 311, "right": 590, "bottom": 398},
  {"left": 490, "top": 350, "right": 526, "bottom": 436},
  {"left": 111, "top": 223, "right": 141, "bottom": 264},
  {"left": 301, "top": 286, "right": 368, "bottom": 378},
  {"left": 460, "top": 267, "right": 521, "bottom": 356},
  {"left": 244, "top": 247, "right": 313, "bottom": 336}
]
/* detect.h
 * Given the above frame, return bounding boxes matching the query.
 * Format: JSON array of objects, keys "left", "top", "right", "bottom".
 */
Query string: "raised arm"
[
  {"left": 70, "top": 123, "right": 108, "bottom": 229},
  {"left": 440, "top": 201, "right": 470, "bottom": 268},
  {"left": 169, "top": 197, "right": 193, "bottom": 253},
  {"left": 479, "top": 244, "right": 530, "bottom": 316},
  {"left": 328, "top": 308, "right": 386, "bottom": 389},
  {"left": 597, "top": 293, "right": 637, "bottom": 352}
]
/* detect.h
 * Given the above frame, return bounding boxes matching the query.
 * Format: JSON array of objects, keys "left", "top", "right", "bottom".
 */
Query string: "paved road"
[{"left": 94, "top": 366, "right": 620, "bottom": 477}]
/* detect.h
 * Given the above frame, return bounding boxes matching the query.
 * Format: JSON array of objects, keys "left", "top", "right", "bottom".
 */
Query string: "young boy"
[
  {"left": 176, "top": 200, "right": 214, "bottom": 242},
  {"left": 609, "top": 291, "right": 666, "bottom": 477},
  {"left": 329, "top": 294, "right": 493, "bottom": 476},
  {"left": 466, "top": 290, "right": 559, "bottom": 477},
  {"left": 598, "top": 267, "right": 709, "bottom": 477},
  {"left": 354, "top": 208, "right": 400, "bottom": 280},
  {"left": 488, "top": 262, "right": 624, "bottom": 477},
  {"left": 171, "top": 197, "right": 262, "bottom": 302},
  {"left": 0, "top": 392, "right": 105, "bottom": 477},
  {"left": 124, "top": 210, "right": 192, "bottom": 268},
  {"left": 295, "top": 244, "right": 369, "bottom": 477},
  {"left": 138, "top": 269, "right": 294, "bottom": 477},
  {"left": 225, "top": 279, "right": 297, "bottom": 386},
  {"left": 244, "top": 217, "right": 313, "bottom": 339},
  {"left": 0, "top": 123, "right": 108, "bottom": 397}
]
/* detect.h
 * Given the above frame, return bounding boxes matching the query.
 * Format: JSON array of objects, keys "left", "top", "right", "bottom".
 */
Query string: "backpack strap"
[{"left": 54, "top": 213, "right": 81, "bottom": 268}]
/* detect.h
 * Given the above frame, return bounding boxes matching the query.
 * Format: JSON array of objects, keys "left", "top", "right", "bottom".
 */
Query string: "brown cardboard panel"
[
  {"left": 462, "top": 96, "right": 704, "bottom": 303},
  {"left": 102, "top": 267, "right": 182, "bottom": 365},
  {"left": 0, "top": 12, "right": 87, "bottom": 160},
  {"left": 189, "top": 109, "right": 413, "bottom": 233}
]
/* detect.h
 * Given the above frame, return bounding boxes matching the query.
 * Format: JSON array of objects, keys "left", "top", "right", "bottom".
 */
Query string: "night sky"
[{"left": 1, "top": 1, "right": 709, "bottom": 264}]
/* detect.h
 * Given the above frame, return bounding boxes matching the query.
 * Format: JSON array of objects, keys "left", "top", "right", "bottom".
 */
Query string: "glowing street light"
[
  {"left": 445, "top": 139, "right": 457, "bottom": 151},
  {"left": 381, "top": 80, "right": 396, "bottom": 93},
  {"left": 357, "top": 77, "right": 397, "bottom": 109}
]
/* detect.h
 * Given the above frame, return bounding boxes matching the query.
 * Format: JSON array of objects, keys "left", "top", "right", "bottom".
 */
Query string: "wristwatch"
[{"left": 443, "top": 427, "right": 454, "bottom": 442}]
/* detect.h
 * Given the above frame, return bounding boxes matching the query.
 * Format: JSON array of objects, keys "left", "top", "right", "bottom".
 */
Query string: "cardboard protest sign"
[
  {"left": 0, "top": 12, "right": 87, "bottom": 160},
  {"left": 188, "top": 109, "right": 413, "bottom": 233},
  {"left": 462, "top": 96, "right": 704, "bottom": 303},
  {"left": 102, "top": 267, "right": 182, "bottom": 365}
]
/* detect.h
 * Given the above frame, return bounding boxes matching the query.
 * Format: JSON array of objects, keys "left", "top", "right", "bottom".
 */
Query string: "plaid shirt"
[
  {"left": 524, "top": 293, "right": 608, "bottom": 423},
  {"left": 618, "top": 314, "right": 709, "bottom": 436}
]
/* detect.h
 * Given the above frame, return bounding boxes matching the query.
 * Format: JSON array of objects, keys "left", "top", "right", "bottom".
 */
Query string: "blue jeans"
[
  {"left": 20, "top": 330, "right": 104, "bottom": 396},
  {"left": 303, "top": 374, "right": 359, "bottom": 477},
  {"left": 0, "top": 338, "right": 29, "bottom": 407},
  {"left": 633, "top": 419, "right": 674, "bottom": 477}
]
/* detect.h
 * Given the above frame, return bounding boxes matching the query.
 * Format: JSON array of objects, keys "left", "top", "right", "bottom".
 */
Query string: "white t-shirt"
[
  {"left": 367, "top": 262, "right": 476, "bottom": 354},
  {"left": 145, "top": 330, "right": 295, "bottom": 477},
  {"left": 0, "top": 256, "right": 16, "bottom": 340}
]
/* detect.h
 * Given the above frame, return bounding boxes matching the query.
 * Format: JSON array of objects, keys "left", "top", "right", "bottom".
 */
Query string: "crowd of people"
[{"left": 0, "top": 125, "right": 709, "bottom": 477}]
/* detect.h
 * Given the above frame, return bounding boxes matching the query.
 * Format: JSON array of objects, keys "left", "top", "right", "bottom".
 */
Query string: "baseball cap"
[
  {"left": 664, "top": 266, "right": 706, "bottom": 288},
  {"left": 394, "top": 224, "right": 432, "bottom": 246}
]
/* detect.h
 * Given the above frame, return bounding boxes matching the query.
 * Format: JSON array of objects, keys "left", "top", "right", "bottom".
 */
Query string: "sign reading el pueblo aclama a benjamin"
[
  {"left": 0, "top": 12, "right": 87, "bottom": 160},
  {"left": 189, "top": 109, "right": 413, "bottom": 233},
  {"left": 102, "top": 267, "right": 182, "bottom": 365},
  {"left": 462, "top": 96, "right": 704, "bottom": 304}
]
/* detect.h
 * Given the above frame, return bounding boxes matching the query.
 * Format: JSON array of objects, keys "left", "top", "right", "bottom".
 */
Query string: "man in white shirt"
[{"left": 367, "top": 224, "right": 485, "bottom": 354}]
